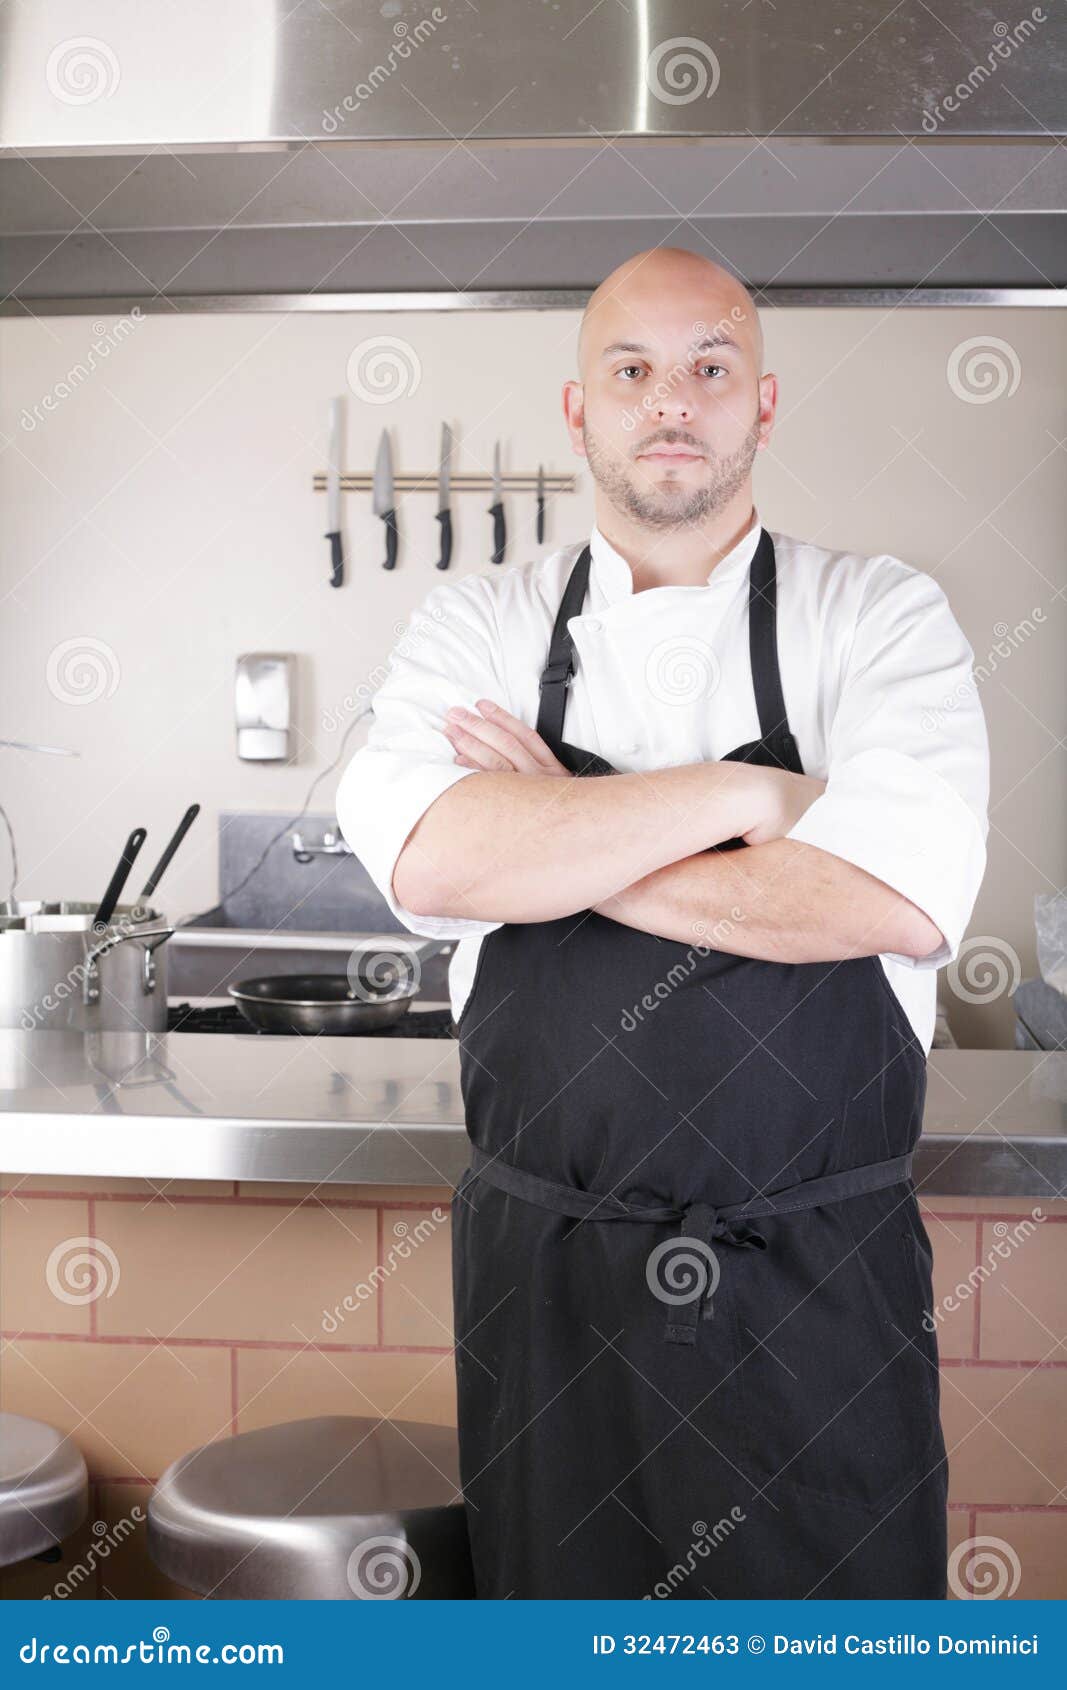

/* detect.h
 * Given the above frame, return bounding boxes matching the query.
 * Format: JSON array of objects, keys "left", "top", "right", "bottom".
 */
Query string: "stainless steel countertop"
[{"left": 1, "top": 1028, "right": 1065, "bottom": 1198}]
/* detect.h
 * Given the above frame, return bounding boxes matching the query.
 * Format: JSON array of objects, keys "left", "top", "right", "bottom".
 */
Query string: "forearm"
[
  {"left": 393, "top": 761, "right": 770, "bottom": 924},
  {"left": 593, "top": 838, "right": 943, "bottom": 963}
]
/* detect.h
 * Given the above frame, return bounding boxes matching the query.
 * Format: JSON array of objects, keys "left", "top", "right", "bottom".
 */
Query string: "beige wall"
[{"left": 2, "top": 306, "right": 1064, "bottom": 1047}]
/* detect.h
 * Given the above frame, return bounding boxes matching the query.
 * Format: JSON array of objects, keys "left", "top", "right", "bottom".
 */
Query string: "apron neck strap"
[{"left": 535, "top": 543, "right": 592, "bottom": 751}]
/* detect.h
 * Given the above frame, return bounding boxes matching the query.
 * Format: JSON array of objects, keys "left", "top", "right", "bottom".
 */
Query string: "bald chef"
[{"left": 336, "top": 247, "right": 989, "bottom": 1601}]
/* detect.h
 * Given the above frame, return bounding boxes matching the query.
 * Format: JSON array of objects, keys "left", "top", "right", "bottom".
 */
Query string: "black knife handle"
[
  {"left": 489, "top": 501, "right": 505, "bottom": 565},
  {"left": 435, "top": 507, "right": 453, "bottom": 571},
  {"left": 325, "top": 530, "right": 344, "bottom": 588},
  {"left": 536, "top": 495, "right": 545, "bottom": 545},
  {"left": 383, "top": 509, "right": 398, "bottom": 571}
]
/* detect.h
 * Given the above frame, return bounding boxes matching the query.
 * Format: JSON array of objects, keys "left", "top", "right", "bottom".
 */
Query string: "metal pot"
[{"left": 0, "top": 901, "right": 175, "bottom": 1033}]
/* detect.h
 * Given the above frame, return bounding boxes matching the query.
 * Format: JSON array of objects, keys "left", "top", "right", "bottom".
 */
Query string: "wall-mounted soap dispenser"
[{"left": 236, "top": 653, "right": 295, "bottom": 761}]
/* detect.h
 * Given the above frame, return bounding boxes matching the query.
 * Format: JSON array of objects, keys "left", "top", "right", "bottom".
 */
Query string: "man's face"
[{"left": 571, "top": 298, "right": 766, "bottom": 531}]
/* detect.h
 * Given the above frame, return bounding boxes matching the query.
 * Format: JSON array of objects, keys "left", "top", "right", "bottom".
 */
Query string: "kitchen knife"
[
  {"left": 435, "top": 421, "right": 453, "bottom": 570},
  {"left": 489, "top": 440, "right": 506, "bottom": 565},
  {"left": 536, "top": 462, "right": 546, "bottom": 545},
  {"left": 324, "top": 396, "right": 344, "bottom": 588},
  {"left": 372, "top": 428, "right": 398, "bottom": 571}
]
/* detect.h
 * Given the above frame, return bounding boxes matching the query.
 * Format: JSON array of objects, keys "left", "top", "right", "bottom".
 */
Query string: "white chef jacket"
[{"left": 335, "top": 508, "right": 990, "bottom": 1054}]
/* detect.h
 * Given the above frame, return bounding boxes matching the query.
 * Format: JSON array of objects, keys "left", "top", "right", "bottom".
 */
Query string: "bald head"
[{"left": 577, "top": 247, "right": 763, "bottom": 379}]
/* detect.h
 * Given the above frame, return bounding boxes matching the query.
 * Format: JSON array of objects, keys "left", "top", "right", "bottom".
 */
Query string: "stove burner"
[{"left": 167, "top": 1001, "right": 457, "bottom": 1038}]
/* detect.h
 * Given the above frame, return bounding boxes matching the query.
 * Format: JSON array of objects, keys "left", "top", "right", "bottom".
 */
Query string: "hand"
[
  {"left": 741, "top": 768, "right": 827, "bottom": 845},
  {"left": 442, "top": 699, "right": 573, "bottom": 777}
]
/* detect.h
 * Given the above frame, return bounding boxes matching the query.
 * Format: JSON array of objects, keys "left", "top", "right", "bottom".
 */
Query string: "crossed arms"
[{"left": 392, "top": 700, "right": 945, "bottom": 966}]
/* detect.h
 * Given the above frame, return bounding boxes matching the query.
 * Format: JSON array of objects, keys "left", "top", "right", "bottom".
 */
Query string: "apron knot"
[{"left": 658, "top": 1202, "right": 767, "bottom": 1347}]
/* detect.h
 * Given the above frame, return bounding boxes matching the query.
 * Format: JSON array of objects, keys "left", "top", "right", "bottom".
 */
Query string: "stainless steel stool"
[
  {"left": 0, "top": 1412, "right": 88, "bottom": 1567},
  {"left": 148, "top": 1416, "right": 475, "bottom": 1598}
]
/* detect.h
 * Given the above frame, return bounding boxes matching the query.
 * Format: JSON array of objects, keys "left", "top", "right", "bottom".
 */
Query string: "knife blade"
[
  {"left": 435, "top": 421, "right": 453, "bottom": 571},
  {"left": 489, "top": 440, "right": 506, "bottom": 565},
  {"left": 372, "top": 428, "right": 398, "bottom": 571},
  {"left": 325, "top": 396, "right": 344, "bottom": 588},
  {"left": 536, "top": 462, "right": 545, "bottom": 545}
]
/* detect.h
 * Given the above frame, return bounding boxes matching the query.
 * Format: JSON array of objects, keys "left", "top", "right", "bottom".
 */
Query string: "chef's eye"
[
  {"left": 616, "top": 364, "right": 645, "bottom": 380},
  {"left": 698, "top": 362, "right": 727, "bottom": 378}
]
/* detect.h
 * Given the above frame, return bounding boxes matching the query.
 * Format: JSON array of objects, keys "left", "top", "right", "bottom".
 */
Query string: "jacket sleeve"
[
  {"left": 785, "top": 560, "right": 990, "bottom": 969},
  {"left": 334, "top": 577, "right": 507, "bottom": 939}
]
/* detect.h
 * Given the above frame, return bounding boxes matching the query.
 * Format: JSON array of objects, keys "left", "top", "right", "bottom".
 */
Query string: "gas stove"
[{"left": 167, "top": 1001, "right": 457, "bottom": 1038}]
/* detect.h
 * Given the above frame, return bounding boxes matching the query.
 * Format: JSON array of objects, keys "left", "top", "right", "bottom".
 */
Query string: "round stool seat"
[
  {"left": 0, "top": 1412, "right": 88, "bottom": 1567},
  {"left": 148, "top": 1416, "right": 474, "bottom": 1599}
]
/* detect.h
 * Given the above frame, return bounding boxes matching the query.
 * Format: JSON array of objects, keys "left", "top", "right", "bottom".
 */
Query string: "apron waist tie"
[{"left": 464, "top": 1142, "right": 915, "bottom": 1347}]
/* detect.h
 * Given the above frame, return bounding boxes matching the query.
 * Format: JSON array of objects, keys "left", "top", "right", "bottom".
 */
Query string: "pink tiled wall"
[{"left": 1, "top": 1174, "right": 1064, "bottom": 1599}]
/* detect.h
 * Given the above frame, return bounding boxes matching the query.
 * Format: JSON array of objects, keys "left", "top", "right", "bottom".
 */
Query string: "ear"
[{"left": 562, "top": 378, "right": 587, "bottom": 458}]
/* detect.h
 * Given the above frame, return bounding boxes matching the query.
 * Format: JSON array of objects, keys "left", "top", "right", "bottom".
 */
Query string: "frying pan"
[{"left": 229, "top": 973, "right": 419, "bottom": 1035}]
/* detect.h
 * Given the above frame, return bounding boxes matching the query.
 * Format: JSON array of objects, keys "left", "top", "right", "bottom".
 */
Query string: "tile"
[
  {"left": 941, "top": 1364, "right": 1067, "bottom": 1506},
  {"left": 0, "top": 1338, "right": 232, "bottom": 1480},
  {"left": 380, "top": 1205, "right": 454, "bottom": 1348},
  {"left": 236, "top": 1345, "right": 457, "bottom": 1432},
  {"left": 94, "top": 1198, "right": 379, "bottom": 1344},
  {"left": 979, "top": 1216, "right": 1067, "bottom": 1361},
  {"left": 0, "top": 1197, "right": 92, "bottom": 1335},
  {"left": 970, "top": 1508, "right": 1067, "bottom": 1600},
  {"left": 925, "top": 1215, "right": 979, "bottom": 1362}
]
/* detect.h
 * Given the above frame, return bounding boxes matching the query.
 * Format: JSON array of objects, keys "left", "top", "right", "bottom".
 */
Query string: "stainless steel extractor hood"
[{"left": 1, "top": 0, "right": 1064, "bottom": 309}]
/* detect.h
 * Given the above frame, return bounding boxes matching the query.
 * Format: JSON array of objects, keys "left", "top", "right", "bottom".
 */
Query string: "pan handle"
[{"left": 83, "top": 926, "right": 175, "bottom": 1004}]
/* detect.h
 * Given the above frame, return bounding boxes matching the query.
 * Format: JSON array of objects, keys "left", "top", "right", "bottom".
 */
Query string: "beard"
[{"left": 582, "top": 412, "right": 761, "bottom": 530}]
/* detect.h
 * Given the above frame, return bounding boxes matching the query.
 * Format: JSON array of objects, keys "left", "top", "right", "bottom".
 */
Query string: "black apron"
[{"left": 450, "top": 529, "right": 948, "bottom": 1599}]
